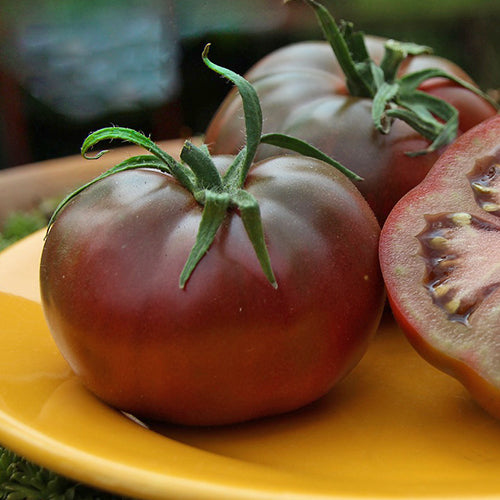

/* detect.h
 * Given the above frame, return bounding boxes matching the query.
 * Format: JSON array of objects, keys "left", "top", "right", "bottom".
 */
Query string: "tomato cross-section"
[{"left": 380, "top": 115, "right": 500, "bottom": 419}]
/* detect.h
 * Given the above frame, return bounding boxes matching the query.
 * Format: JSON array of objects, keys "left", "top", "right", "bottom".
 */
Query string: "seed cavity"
[
  {"left": 418, "top": 213, "right": 500, "bottom": 325},
  {"left": 468, "top": 157, "right": 500, "bottom": 217}
]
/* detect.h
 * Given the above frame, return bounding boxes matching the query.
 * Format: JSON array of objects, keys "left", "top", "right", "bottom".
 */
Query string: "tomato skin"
[
  {"left": 40, "top": 155, "right": 384, "bottom": 426},
  {"left": 379, "top": 115, "right": 500, "bottom": 419},
  {"left": 205, "top": 39, "right": 497, "bottom": 223}
]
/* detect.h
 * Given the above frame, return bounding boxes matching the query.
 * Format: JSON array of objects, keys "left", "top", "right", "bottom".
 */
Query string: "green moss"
[
  {"left": 0, "top": 198, "right": 63, "bottom": 251},
  {"left": 0, "top": 447, "right": 130, "bottom": 499},
  {"left": 0, "top": 212, "right": 46, "bottom": 251}
]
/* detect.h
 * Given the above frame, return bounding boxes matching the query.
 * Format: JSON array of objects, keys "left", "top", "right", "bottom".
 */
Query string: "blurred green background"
[{"left": 0, "top": 0, "right": 498, "bottom": 170}]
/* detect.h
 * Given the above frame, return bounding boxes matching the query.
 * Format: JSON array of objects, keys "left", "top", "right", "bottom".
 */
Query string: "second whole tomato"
[{"left": 205, "top": 0, "right": 498, "bottom": 223}]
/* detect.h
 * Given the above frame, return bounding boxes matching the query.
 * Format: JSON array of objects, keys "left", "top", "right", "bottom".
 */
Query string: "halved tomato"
[{"left": 380, "top": 115, "right": 500, "bottom": 418}]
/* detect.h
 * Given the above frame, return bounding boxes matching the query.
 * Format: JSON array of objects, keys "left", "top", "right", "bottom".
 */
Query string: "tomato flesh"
[{"left": 379, "top": 115, "right": 500, "bottom": 418}]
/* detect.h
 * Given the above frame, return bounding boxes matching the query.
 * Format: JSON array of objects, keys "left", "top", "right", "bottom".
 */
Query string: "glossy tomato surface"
[
  {"left": 379, "top": 115, "right": 500, "bottom": 419},
  {"left": 40, "top": 154, "right": 385, "bottom": 426},
  {"left": 205, "top": 38, "right": 497, "bottom": 223}
]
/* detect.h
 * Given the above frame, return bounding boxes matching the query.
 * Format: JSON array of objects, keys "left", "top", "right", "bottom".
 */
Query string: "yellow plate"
[{"left": 1, "top": 231, "right": 500, "bottom": 499}]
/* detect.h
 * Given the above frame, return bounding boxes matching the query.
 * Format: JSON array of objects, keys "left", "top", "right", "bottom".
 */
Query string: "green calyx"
[
  {"left": 47, "top": 44, "right": 359, "bottom": 289},
  {"left": 299, "top": 0, "right": 499, "bottom": 155}
]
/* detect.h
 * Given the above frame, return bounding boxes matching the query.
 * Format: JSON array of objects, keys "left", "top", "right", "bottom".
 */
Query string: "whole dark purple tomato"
[
  {"left": 39, "top": 48, "right": 385, "bottom": 426},
  {"left": 40, "top": 153, "right": 384, "bottom": 426}
]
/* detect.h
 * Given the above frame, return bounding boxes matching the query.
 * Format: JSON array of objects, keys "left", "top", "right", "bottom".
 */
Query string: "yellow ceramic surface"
[{"left": 1, "top": 231, "right": 500, "bottom": 499}]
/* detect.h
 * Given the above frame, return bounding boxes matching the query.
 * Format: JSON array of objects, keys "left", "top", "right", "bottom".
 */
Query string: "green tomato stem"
[
  {"left": 379, "top": 40, "right": 433, "bottom": 82},
  {"left": 180, "top": 141, "right": 223, "bottom": 190},
  {"left": 260, "top": 133, "right": 362, "bottom": 182},
  {"left": 231, "top": 189, "right": 277, "bottom": 288},
  {"left": 297, "top": 0, "right": 499, "bottom": 153},
  {"left": 81, "top": 127, "right": 197, "bottom": 192},
  {"left": 302, "top": 0, "right": 373, "bottom": 97},
  {"left": 202, "top": 44, "right": 263, "bottom": 188},
  {"left": 179, "top": 191, "right": 231, "bottom": 288},
  {"left": 48, "top": 44, "right": 358, "bottom": 289}
]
